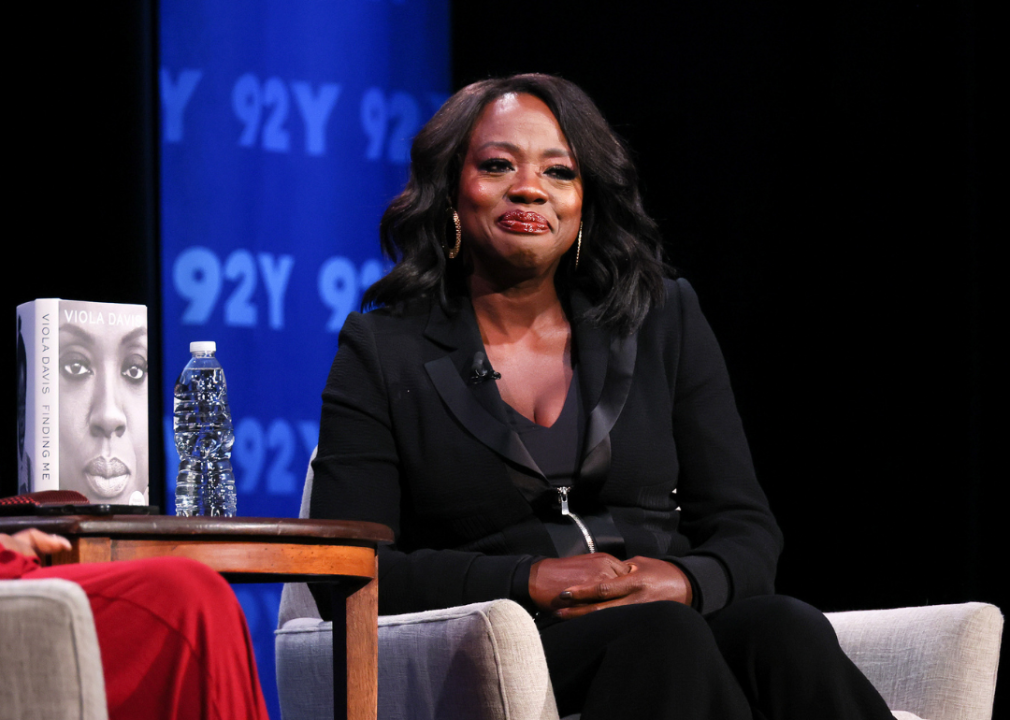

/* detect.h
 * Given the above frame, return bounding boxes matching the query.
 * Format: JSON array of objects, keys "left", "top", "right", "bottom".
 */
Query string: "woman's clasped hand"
[{"left": 530, "top": 554, "right": 693, "bottom": 618}]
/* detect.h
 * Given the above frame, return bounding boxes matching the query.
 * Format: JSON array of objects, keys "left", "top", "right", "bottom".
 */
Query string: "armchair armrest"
[
  {"left": 826, "top": 603, "right": 1003, "bottom": 720},
  {"left": 0, "top": 578, "right": 108, "bottom": 720},
  {"left": 276, "top": 597, "right": 559, "bottom": 720},
  {"left": 377, "top": 600, "right": 558, "bottom": 720}
]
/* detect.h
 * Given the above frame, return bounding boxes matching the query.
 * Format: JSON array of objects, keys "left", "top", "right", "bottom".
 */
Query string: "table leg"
[
  {"left": 331, "top": 586, "right": 348, "bottom": 720},
  {"left": 347, "top": 565, "right": 378, "bottom": 720},
  {"left": 331, "top": 566, "right": 377, "bottom": 720}
]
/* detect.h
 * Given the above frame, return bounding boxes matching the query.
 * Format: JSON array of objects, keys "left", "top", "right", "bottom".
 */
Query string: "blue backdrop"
[{"left": 159, "top": 2, "right": 449, "bottom": 715}]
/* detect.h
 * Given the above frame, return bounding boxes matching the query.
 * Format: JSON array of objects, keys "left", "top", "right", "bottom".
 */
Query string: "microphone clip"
[{"left": 469, "top": 351, "right": 501, "bottom": 384}]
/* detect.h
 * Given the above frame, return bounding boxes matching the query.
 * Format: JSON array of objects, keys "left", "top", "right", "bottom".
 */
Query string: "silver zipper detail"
[{"left": 557, "top": 486, "right": 596, "bottom": 554}]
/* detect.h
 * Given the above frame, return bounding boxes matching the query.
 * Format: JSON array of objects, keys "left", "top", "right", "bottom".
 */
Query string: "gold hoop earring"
[
  {"left": 574, "top": 221, "right": 583, "bottom": 270},
  {"left": 448, "top": 209, "right": 462, "bottom": 259}
]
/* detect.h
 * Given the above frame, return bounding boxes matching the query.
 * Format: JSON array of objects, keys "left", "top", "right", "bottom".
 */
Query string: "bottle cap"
[{"left": 190, "top": 341, "right": 216, "bottom": 353}]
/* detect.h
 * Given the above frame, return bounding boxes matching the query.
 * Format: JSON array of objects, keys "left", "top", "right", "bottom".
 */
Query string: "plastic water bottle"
[{"left": 174, "top": 341, "right": 237, "bottom": 516}]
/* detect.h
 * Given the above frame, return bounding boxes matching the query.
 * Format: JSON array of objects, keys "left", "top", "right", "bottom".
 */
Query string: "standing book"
[{"left": 16, "top": 299, "right": 149, "bottom": 505}]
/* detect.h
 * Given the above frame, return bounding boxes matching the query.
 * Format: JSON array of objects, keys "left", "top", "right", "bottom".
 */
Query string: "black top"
[{"left": 501, "top": 365, "right": 585, "bottom": 488}]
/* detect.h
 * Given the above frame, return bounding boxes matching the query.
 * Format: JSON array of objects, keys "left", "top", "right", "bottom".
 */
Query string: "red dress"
[{"left": 2, "top": 549, "right": 269, "bottom": 720}]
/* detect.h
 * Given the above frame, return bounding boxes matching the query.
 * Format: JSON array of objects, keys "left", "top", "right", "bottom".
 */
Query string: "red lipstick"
[{"left": 497, "top": 210, "right": 550, "bottom": 233}]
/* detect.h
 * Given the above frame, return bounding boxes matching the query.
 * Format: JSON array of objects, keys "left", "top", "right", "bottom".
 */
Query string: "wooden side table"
[{"left": 0, "top": 515, "right": 393, "bottom": 720}]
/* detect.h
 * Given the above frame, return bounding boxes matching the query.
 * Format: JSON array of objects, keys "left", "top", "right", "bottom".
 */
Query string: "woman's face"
[
  {"left": 457, "top": 93, "right": 583, "bottom": 286},
  {"left": 59, "top": 304, "right": 148, "bottom": 504}
]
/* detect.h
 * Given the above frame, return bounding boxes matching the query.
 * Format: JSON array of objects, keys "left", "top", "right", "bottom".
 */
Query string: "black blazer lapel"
[
  {"left": 571, "top": 292, "right": 639, "bottom": 484},
  {"left": 423, "top": 300, "right": 544, "bottom": 477}
]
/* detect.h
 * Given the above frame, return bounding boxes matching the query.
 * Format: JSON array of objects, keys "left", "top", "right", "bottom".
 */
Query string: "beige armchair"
[
  {"left": 276, "top": 457, "right": 1003, "bottom": 720},
  {"left": 0, "top": 578, "right": 108, "bottom": 720},
  {"left": 829, "top": 603, "right": 1003, "bottom": 720},
  {"left": 277, "top": 591, "right": 1002, "bottom": 720}
]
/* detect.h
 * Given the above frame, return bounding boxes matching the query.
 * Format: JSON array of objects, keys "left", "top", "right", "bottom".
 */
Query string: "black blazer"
[{"left": 310, "top": 278, "right": 782, "bottom": 616}]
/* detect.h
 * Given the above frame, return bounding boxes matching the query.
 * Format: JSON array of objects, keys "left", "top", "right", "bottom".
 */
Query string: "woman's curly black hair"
[{"left": 362, "top": 73, "right": 670, "bottom": 336}]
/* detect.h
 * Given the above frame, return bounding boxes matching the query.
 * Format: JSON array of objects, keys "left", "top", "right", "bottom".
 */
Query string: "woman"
[
  {"left": 58, "top": 301, "right": 148, "bottom": 505},
  {"left": 1, "top": 527, "right": 269, "bottom": 719},
  {"left": 311, "top": 74, "right": 893, "bottom": 719}
]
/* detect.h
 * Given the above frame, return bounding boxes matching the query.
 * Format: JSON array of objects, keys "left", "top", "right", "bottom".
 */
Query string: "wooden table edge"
[{"left": 0, "top": 515, "right": 394, "bottom": 545}]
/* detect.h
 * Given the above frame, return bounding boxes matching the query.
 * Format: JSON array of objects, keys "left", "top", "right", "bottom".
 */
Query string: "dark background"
[
  {"left": 6, "top": 1, "right": 1002, "bottom": 713},
  {"left": 6, "top": 4, "right": 165, "bottom": 505}
]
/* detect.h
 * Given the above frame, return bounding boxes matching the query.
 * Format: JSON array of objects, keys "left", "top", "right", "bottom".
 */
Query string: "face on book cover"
[{"left": 59, "top": 302, "right": 149, "bottom": 505}]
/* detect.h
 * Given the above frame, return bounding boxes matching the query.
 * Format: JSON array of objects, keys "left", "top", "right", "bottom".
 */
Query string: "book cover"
[{"left": 16, "top": 299, "right": 149, "bottom": 505}]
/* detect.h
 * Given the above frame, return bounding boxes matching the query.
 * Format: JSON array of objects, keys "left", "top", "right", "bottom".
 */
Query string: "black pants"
[{"left": 540, "top": 596, "right": 895, "bottom": 720}]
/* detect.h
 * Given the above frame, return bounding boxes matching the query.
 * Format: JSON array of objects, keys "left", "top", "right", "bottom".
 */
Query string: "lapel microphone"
[{"left": 469, "top": 351, "right": 501, "bottom": 384}]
